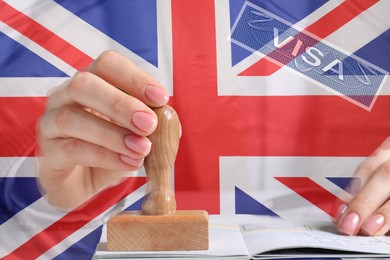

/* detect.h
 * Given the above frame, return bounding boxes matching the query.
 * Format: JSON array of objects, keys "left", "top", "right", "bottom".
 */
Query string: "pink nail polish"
[
  {"left": 132, "top": 112, "right": 157, "bottom": 133},
  {"left": 338, "top": 212, "right": 360, "bottom": 236},
  {"left": 335, "top": 204, "right": 347, "bottom": 222},
  {"left": 124, "top": 135, "right": 151, "bottom": 155},
  {"left": 145, "top": 84, "right": 169, "bottom": 106},
  {"left": 120, "top": 154, "right": 143, "bottom": 167},
  {"left": 361, "top": 214, "right": 385, "bottom": 236}
]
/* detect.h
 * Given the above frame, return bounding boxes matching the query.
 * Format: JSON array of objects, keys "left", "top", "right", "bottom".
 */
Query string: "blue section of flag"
[
  {"left": 230, "top": 0, "right": 254, "bottom": 65},
  {"left": 0, "top": 178, "right": 42, "bottom": 225},
  {"left": 230, "top": 0, "right": 328, "bottom": 28},
  {"left": 125, "top": 196, "right": 144, "bottom": 211},
  {"left": 230, "top": 0, "right": 328, "bottom": 66},
  {"left": 326, "top": 177, "right": 353, "bottom": 191},
  {"left": 54, "top": 0, "right": 158, "bottom": 67},
  {"left": 247, "top": 0, "right": 329, "bottom": 24},
  {"left": 235, "top": 187, "right": 279, "bottom": 216},
  {"left": 52, "top": 226, "right": 102, "bottom": 260},
  {"left": 354, "top": 29, "right": 390, "bottom": 73},
  {"left": 327, "top": 177, "right": 360, "bottom": 196},
  {"left": 0, "top": 32, "right": 68, "bottom": 77}
]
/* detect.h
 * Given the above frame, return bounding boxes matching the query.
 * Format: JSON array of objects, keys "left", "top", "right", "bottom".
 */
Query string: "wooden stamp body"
[
  {"left": 107, "top": 210, "right": 209, "bottom": 251},
  {"left": 107, "top": 105, "right": 209, "bottom": 251}
]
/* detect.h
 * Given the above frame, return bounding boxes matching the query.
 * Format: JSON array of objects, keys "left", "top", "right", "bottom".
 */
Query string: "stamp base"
[{"left": 107, "top": 210, "right": 209, "bottom": 251}]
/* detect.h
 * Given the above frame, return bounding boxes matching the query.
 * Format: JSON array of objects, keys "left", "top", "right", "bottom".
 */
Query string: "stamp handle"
[{"left": 142, "top": 105, "right": 180, "bottom": 215}]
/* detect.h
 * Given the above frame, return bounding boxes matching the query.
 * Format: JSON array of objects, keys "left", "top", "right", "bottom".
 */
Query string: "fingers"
[
  {"left": 361, "top": 201, "right": 390, "bottom": 236},
  {"left": 39, "top": 105, "right": 152, "bottom": 159},
  {"left": 41, "top": 138, "right": 144, "bottom": 172},
  {"left": 88, "top": 50, "right": 169, "bottom": 107},
  {"left": 337, "top": 138, "right": 390, "bottom": 236},
  {"left": 46, "top": 51, "right": 170, "bottom": 136},
  {"left": 38, "top": 106, "right": 152, "bottom": 171},
  {"left": 36, "top": 51, "right": 170, "bottom": 210},
  {"left": 337, "top": 162, "right": 390, "bottom": 235},
  {"left": 38, "top": 50, "right": 168, "bottom": 172},
  {"left": 46, "top": 71, "right": 158, "bottom": 136}
]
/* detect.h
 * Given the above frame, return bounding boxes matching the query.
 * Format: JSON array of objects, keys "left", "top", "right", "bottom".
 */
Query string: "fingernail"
[
  {"left": 124, "top": 135, "right": 151, "bottom": 155},
  {"left": 338, "top": 212, "right": 360, "bottom": 236},
  {"left": 361, "top": 214, "right": 385, "bottom": 236},
  {"left": 145, "top": 84, "right": 169, "bottom": 106},
  {"left": 120, "top": 154, "right": 144, "bottom": 167},
  {"left": 335, "top": 204, "right": 348, "bottom": 222},
  {"left": 132, "top": 111, "right": 157, "bottom": 133}
]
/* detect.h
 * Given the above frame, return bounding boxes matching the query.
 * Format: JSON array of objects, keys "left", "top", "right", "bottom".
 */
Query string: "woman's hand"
[
  {"left": 336, "top": 136, "right": 390, "bottom": 236},
  {"left": 36, "top": 51, "right": 169, "bottom": 211}
]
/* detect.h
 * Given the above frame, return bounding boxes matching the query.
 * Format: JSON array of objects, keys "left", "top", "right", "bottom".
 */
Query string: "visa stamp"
[{"left": 230, "top": 1, "right": 388, "bottom": 110}]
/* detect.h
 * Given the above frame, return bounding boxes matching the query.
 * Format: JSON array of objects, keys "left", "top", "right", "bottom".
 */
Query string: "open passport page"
[{"left": 94, "top": 214, "right": 390, "bottom": 259}]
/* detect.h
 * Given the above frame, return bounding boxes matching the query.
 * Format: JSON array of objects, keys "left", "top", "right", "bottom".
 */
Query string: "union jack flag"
[{"left": 0, "top": 0, "right": 389, "bottom": 259}]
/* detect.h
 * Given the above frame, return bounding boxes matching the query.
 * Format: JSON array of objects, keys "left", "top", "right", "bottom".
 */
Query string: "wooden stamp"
[{"left": 107, "top": 105, "right": 209, "bottom": 251}]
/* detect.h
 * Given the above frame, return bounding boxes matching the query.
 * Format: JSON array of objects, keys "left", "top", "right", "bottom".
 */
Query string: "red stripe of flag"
[
  {"left": 0, "top": 97, "right": 46, "bottom": 157},
  {"left": 216, "top": 95, "right": 390, "bottom": 157},
  {"left": 0, "top": 1, "right": 93, "bottom": 71},
  {"left": 239, "top": 0, "right": 380, "bottom": 76},
  {"left": 171, "top": 0, "right": 220, "bottom": 212},
  {"left": 3, "top": 177, "right": 146, "bottom": 259},
  {"left": 275, "top": 177, "right": 344, "bottom": 218},
  {"left": 2, "top": 95, "right": 390, "bottom": 158}
]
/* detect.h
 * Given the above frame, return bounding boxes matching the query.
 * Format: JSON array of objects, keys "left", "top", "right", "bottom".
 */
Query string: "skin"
[
  {"left": 335, "top": 136, "right": 390, "bottom": 236},
  {"left": 36, "top": 51, "right": 390, "bottom": 237},
  {"left": 36, "top": 51, "right": 169, "bottom": 211}
]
